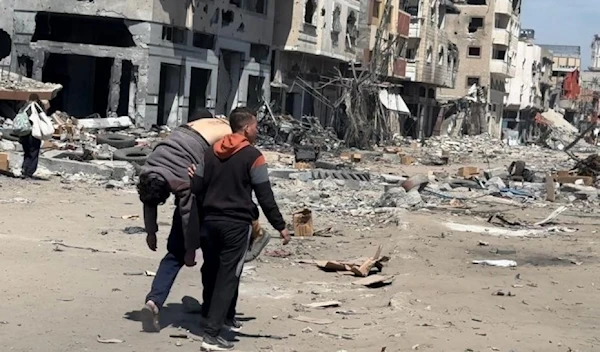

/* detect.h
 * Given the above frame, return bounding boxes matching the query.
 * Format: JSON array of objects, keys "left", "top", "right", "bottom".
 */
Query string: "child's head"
[{"left": 137, "top": 173, "right": 170, "bottom": 206}]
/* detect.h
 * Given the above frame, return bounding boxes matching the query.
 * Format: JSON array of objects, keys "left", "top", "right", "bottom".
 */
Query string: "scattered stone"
[
  {"left": 123, "top": 226, "right": 146, "bottom": 235},
  {"left": 377, "top": 187, "right": 422, "bottom": 208}
]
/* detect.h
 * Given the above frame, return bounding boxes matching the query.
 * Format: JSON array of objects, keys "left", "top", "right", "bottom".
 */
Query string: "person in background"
[
  {"left": 19, "top": 94, "right": 49, "bottom": 179},
  {"left": 137, "top": 108, "right": 232, "bottom": 332},
  {"left": 191, "top": 107, "right": 290, "bottom": 351}
]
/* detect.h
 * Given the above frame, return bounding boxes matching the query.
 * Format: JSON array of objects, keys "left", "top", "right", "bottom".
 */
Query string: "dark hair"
[
  {"left": 137, "top": 173, "right": 170, "bottom": 206},
  {"left": 188, "top": 107, "right": 213, "bottom": 122},
  {"left": 229, "top": 107, "right": 256, "bottom": 132}
]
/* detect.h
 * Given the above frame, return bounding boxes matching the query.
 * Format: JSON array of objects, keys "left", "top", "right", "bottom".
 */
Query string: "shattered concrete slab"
[{"left": 9, "top": 152, "right": 134, "bottom": 181}]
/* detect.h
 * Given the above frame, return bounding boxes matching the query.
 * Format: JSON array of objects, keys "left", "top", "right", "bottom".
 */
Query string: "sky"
[{"left": 520, "top": 0, "right": 597, "bottom": 68}]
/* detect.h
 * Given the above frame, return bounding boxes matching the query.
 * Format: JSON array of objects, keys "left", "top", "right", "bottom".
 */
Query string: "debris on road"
[
  {"left": 96, "top": 335, "right": 124, "bottom": 344},
  {"left": 472, "top": 260, "right": 518, "bottom": 268},
  {"left": 302, "top": 301, "right": 342, "bottom": 309},
  {"left": 291, "top": 315, "right": 334, "bottom": 325},
  {"left": 123, "top": 226, "right": 146, "bottom": 235},
  {"left": 352, "top": 275, "right": 394, "bottom": 288}
]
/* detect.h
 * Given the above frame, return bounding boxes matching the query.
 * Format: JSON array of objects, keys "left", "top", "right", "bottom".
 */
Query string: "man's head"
[
  {"left": 229, "top": 107, "right": 258, "bottom": 143},
  {"left": 137, "top": 173, "right": 170, "bottom": 207},
  {"left": 188, "top": 107, "right": 214, "bottom": 122}
]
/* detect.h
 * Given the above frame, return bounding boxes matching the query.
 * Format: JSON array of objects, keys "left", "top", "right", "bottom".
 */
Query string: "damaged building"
[
  {"left": 402, "top": 0, "right": 460, "bottom": 139},
  {"left": 270, "top": 0, "right": 361, "bottom": 125},
  {"left": 438, "top": 0, "right": 522, "bottom": 138},
  {"left": 5, "top": 0, "right": 274, "bottom": 128},
  {"left": 503, "top": 29, "right": 554, "bottom": 143}
]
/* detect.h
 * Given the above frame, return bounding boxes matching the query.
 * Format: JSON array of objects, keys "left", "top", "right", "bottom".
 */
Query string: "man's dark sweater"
[
  {"left": 140, "top": 125, "right": 209, "bottom": 251},
  {"left": 191, "top": 134, "right": 285, "bottom": 232}
]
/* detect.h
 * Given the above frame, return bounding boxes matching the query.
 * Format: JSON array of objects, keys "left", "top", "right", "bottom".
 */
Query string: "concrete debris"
[
  {"left": 257, "top": 113, "right": 342, "bottom": 152},
  {"left": 377, "top": 187, "right": 422, "bottom": 208},
  {"left": 77, "top": 116, "right": 133, "bottom": 130},
  {"left": 472, "top": 260, "right": 518, "bottom": 268}
]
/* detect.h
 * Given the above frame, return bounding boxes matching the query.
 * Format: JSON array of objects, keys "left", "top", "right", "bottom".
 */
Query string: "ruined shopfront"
[{"left": 9, "top": 0, "right": 274, "bottom": 128}]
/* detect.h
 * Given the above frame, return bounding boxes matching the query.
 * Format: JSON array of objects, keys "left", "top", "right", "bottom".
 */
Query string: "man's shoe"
[
  {"left": 224, "top": 318, "right": 243, "bottom": 332},
  {"left": 141, "top": 301, "right": 160, "bottom": 332},
  {"left": 244, "top": 231, "right": 271, "bottom": 263},
  {"left": 201, "top": 335, "right": 234, "bottom": 351}
]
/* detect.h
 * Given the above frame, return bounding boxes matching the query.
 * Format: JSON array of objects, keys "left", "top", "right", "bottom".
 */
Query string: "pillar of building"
[{"left": 107, "top": 59, "right": 122, "bottom": 118}]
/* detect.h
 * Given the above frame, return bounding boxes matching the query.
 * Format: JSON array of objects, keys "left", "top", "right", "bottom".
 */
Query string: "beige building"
[
  {"left": 539, "top": 44, "right": 581, "bottom": 86},
  {"left": 439, "top": 0, "right": 521, "bottom": 138},
  {"left": 271, "top": 0, "right": 361, "bottom": 120},
  {"left": 402, "top": 0, "right": 461, "bottom": 138}
]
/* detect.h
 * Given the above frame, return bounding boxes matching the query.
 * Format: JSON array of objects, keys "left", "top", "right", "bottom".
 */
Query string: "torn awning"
[{"left": 378, "top": 90, "right": 410, "bottom": 114}]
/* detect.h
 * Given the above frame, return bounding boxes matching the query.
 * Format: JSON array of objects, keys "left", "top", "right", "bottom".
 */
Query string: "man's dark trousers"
[
  {"left": 19, "top": 134, "right": 41, "bottom": 177},
  {"left": 200, "top": 220, "right": 251, "bottom": 336},
  {"left": 145, "top": 205, "right": 185, "bottom": 308}
]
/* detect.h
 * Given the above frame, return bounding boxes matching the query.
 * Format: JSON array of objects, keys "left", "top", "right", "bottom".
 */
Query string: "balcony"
[
  {"left": 492, "top": 28, "right": 510, "bottom": 46},
  {"left": 495, "top": 0, "right": 512, "bottom": 15},
  {"left": 490, "top": 59, "right": 516, "bottom": 78},
  {"left": 393, "top": 58, "right": 407, "bottom": 77},
  {"left": 409, "top": 17, "right": 421, "bottom": 38},
  {"left": 397, "top": 10, "right": 410, "bottom": 37}
]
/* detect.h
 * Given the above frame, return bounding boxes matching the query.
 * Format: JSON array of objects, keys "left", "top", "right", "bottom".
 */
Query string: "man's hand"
[
  {"left": 188, "top": 164, "right": 196, "bottom": 178},
  {"left": 279, "top": 228, "right": 291, "bottom": 245},
  {"left": 184, "top": 249, "right": 196, "bottom": 267},
  {"left": 146, "top": 232, "right": 157, "bottom": 251}
]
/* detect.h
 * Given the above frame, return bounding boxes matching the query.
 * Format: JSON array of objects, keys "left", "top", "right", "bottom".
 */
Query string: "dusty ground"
[{"left": 1, "top": 172, "right": 599, "bottom": 352}]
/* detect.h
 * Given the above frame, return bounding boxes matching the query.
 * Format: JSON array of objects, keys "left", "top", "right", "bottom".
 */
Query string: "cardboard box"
[
  {"left": 293, "top": 208, "right": 314, "bottom": 237},
  {"left": 294, "top": 162, "right": 312, "bottom": 170},
  {"left": 351, "top": 153, "right": 362, "bottom": 162},
  {"left": 458, "top": 166, "right": 480, "bottom": 178},
  {"left": 400, "top": 155, "right": 415, "bottom": 165},
  {"left": 555, "top": 175, "right": 593, "bottom": 186},
  {"left": 0, "top": 152, "right": 9, "bottom": 172}
]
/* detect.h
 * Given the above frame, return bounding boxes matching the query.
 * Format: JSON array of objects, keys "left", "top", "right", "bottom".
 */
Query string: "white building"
[
  {"left": 504, "top": 29, "right": 553, "bottom": 141},
  {"left": 591, "top": 34, "right": 600, "bottom": 70}
]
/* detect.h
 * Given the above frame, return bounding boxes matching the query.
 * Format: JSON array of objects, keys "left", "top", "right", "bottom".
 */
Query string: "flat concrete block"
[
  {"left": 90, "top": 160, "right": 136, "bottom": 180},
  {"left": 269, "top": 168, "right": 298, "bottom": 179}
]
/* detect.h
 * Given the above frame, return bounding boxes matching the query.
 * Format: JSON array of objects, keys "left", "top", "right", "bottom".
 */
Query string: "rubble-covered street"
[{"left": 1, "top": 134, "right": 600, "bottom": 351}]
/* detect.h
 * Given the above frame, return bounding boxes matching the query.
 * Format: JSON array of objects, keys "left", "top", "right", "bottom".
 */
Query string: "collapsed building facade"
[
  {"left": 402, "top": 0, "right": 460, "bottom": 139},
  {"left": 3, "top": 0, "right": 274, "bottom": 128},
  {"left": 503, "top": 29, "right": 553, "bottom": 143},
  {"left": 439, "top": 0, "right": 522, "bottom": 139},
  {"left": 270, "top": 0, "right": 360, "bottom": 125}
]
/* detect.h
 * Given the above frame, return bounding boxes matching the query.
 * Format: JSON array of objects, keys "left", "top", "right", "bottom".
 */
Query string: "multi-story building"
[
  {"left": 503, "top": 29, "right": 553, "bottom": 141},
  {"left": 439, "top": 0, "right": 521, "bottom": 138},
  {"left": 402, "top": 0, "right": 460, "bottom": 138},
  {"left": 270, "top": 0, "right": 361, "bottom": 121},
  {"left": 539, "top": 44, "right": 581, "bottom": 85},
  {"left": 539, "top": 44, "right": 581, "bottom": 114},
  {"left": 5, "top": 0, "right": 275, "bottom": 127},
  {"left": 591, "top": 35, "right": 600, "bottom": 71}
]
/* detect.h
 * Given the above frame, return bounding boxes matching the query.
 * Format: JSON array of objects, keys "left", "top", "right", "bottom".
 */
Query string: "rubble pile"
[
  {"left": 257, "top": 114, "right": 342, "bottom": 152},
  {"left": 573, "top": 154, "right": 600, "bottom": 177}
]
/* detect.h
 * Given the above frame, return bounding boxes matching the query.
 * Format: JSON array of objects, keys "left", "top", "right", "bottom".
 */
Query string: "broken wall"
[
  {"left": 14, "top": 0, "right": 154, "bottom": 22},
  {"left": 11, "top": 10, "right": 149, "bottom": 125},
  {"left": 185, "top": 0, "right": 275, "bottom": 46},
  {"left": 272, "top": 0, "right": 360, "bottom": 62},
  {"left": 0, "top": 0, "right": 15, "bottom": 70},
  {"left": 146, "top": 19, "right": 271, "bottom": 127},
  {"left": 438, "top": 3, "right": 493, "bottom": 100},
  {"left": 410, "top": 3, "right": 458, "bottom": 89}
]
